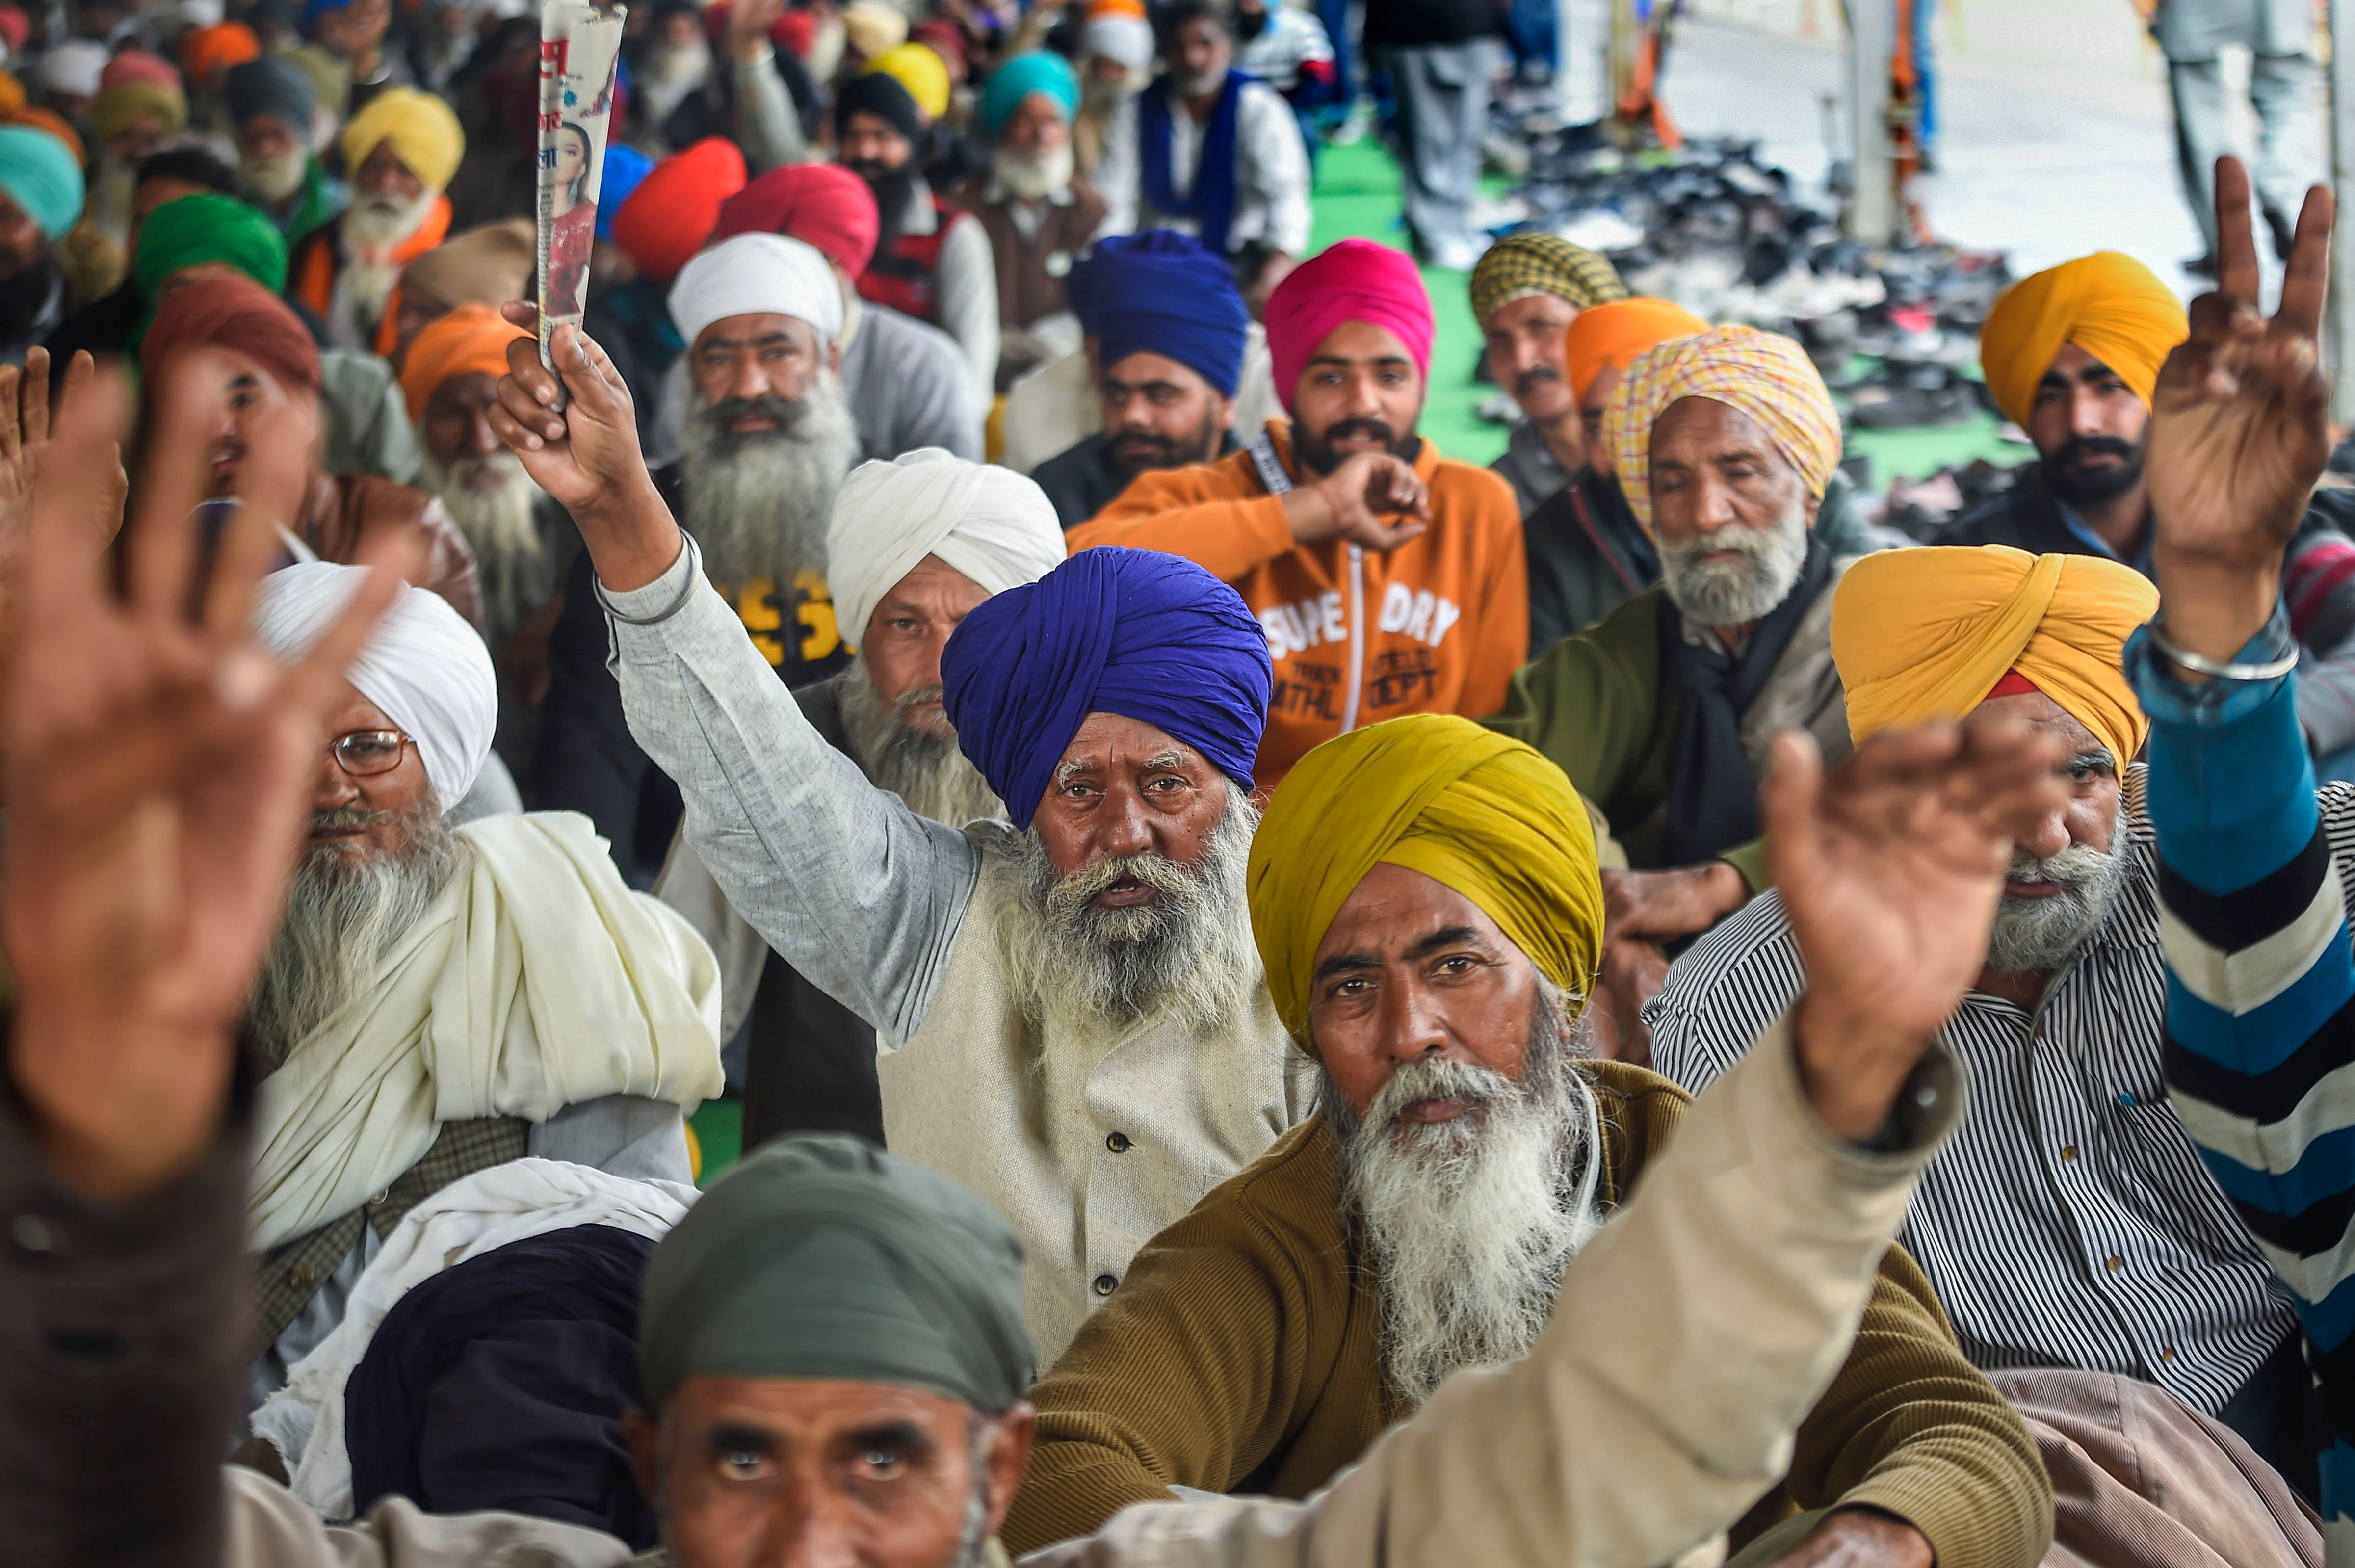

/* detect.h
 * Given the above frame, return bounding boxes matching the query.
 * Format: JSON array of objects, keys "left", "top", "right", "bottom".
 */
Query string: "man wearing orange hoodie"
[{"left": 1068, "top": 237, "right": 1525, "bottom": 783}]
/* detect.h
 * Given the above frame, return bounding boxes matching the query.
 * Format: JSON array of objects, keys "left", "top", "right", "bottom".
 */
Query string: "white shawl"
[{"left": 249, "top": 811, "right": 725, "bottom": 1251}]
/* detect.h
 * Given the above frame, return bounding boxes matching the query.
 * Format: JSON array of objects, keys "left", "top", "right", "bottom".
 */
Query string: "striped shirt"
[{"left": 1648, "top": 769, "right": 2300, "bottom": 1416}]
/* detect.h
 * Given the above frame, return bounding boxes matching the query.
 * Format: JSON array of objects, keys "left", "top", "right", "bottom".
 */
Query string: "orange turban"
[
  {"left": 1831, "top": 545, "right": 2159, "bottom": 769},
  {"left": 182, "top": 23, "right": 261, "bottom": 88},
  {"left": 1978, "top": 252, "right": 2187, "bottom": 429},
  {"left": 612, "top": 136, "right": 747, "bottom": 281},
  {"left": 399, "top": 302, "right": 529, "bottom": 423},
  {"left": 0, "top": 71, "right": 24, "bottom": 115},
  {"left": 1602, "top": 324, "right": 1841, "bottom": 534},
  {"left": 1566, "top": 296, "right": 1709, "bottom": 401}
]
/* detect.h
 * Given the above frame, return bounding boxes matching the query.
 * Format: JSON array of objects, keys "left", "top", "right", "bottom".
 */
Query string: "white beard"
[
  {"left": 993, "top": 143, "right": 1074, "bottom": 204},
  {"left": 836, "top": 655, "right": 1005, "bottom": 830},
  {"left": 676, "top": 373, "right": 862, "bottom": 592},
  {"left": 1657, "top": 497, "right": 1811, "bottom": 630},
  {"left": 419, "top": 448, "right": 553, "bottom": 642},
  {"left": 1331, "top": 990, "right": 1604, "bottom": 1409},
  {"left": 340, "top": 188, "right": 440, "bottom": 324},
  {"left": 242, "top": 148, "right": 308, "bottom": 204},
  {"left": 1987, "top": 835, "right": 2126, "bottom": 975},
  {"left": 639, "top": 38, "right": 714, "bottom": 126}
]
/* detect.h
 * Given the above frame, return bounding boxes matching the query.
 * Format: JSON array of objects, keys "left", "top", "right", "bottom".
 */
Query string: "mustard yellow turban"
[
  {"left": 1602, "top": 323, "right": 1842, "bottom": 534},
  {"left": 1246, "top": 715, "right": 1604, "bottom": 1050},
  {"left": 1831, "top": 545, "right": 2160, "bottom": 769},
  {"left": 342, "top": 86, "right": 465, "bottom": 194},
  {"left": 869, "top": 43, "right": 951, "bottom": 122},
  {"left": 1978, "top": 252, "right": 2188, "bottom": 429}
]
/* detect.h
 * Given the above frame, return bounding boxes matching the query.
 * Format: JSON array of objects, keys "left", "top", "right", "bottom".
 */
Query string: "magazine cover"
[{"left": 537, "top": 0, "right": 625, "bottom": 394}]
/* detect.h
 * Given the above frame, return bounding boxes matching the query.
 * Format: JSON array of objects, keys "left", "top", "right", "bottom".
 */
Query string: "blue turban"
[
  {"left": 1064, "top": 229, "right": 1250, "bottom": 398},
  {"left": 0, "top": 127, "right": 85, "bottom": 243},
  {"left": 941, "top": 548, "right": 1272, "bottom": 830},
  {"left": 980, "top": 50, "right": 1079, "bottom": 140},
  {"left": 598, "top": 143, "right": 653, "bottom": 242}
]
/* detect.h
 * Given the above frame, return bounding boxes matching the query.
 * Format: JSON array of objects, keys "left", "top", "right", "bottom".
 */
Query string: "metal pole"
[
  {"left": 2329, "top": 0, "right": 2355, "bottom": 421},
  {"left": 1845, "top": 0, "right": 1895, "bottom": 244},
  {"left": 1558, "top": 0, "right": 1577, "bottom": 120}
]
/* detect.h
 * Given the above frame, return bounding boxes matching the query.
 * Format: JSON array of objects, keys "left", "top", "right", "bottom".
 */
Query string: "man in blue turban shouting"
[{"left": 490, "top": 310, "right": 1315, "bottom": 1364}]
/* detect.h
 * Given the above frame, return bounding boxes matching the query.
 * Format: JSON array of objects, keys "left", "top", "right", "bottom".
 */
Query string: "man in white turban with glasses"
[
  {"left": 660, "top": 449, "right": 1067, "bottom": 1151},
  {"left": 239, "top": 562, "right": 726, "bottom": 1437}
]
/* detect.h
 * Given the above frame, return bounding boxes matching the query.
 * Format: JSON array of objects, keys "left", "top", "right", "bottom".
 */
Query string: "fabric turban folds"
[
  {"left": 638, "top": 1133, "right": 1034, "bottom": 1414},
  {"left": 253, "top": 562, "right": 499, "bottom": 808},
  {"left": 827, "top": 450, "right": 1066, "bottom": 650},
  {"left": 140, "top": 273, "right": 321, "bottom": 400},
  {"left": 1603, "top": 324, "right": 1842, "bottom": 534},
  {"left": 613, "top": 137, "right": 748, "bottom": 282},
  {"left": 714, "top": 162, "right": 881, "bottom": 274},
  {"left": 1065, "top": 229, "right": 1249, "bottom": 398},
  {"left": 668, "top": 232, "right": 843, "bottom": 349},
  {"left": 342, "top": 86, "right": 465, "bottom": 193},
  {"left": 0, "top": 123, "right": 82, "bottom": 241},
  {"left": 869, "top": 43, "right": 951, "bottom": 122},
  {"left": 1978, "top": 252, "right": 2188, "bottom": 431},
  {"left": 399, "top": 303, "right": 529, "bottom": 423},
  {"left": 1248, "top": 715, "right": 1605, "bottom": 1048},
  {"left": 1566, "top": 296, "right": 1709, "bottom": 401},
  {"left": 941, "top": 548, "right": 1273, "bottom": 831},
  {"left": 1466, "top": 232, "right": 1629, "bottom": 321},
  {"left": 981, "top": 50, "right": 1078, "bottom": 139},
  {"left": 1831, "top": 545, "right": 2160, "bottom": 770},
  {"left": 133, "top": 190, "right": 289, "bottom": 296},
  {"left": 1263, "top": 238, "right": 1435, "bottom": 415}
]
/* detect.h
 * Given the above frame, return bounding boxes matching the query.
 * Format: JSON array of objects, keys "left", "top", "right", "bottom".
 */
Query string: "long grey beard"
[
  {"left": 247, "top": 799, "right": 459, "bottom": 1071},
  {"left": 1986, "top": 836, "right": 2125, "bottom": 975},
  {"left": 1658, "top": 498, "right": 1810, "bottom": 629},
  {"left": 677, "top": 379, "right": 861, "bottom": 592},
  {"left": 837, "top": 656, "right": 1005, "bottom": 829},
  {"left": 419, "top": 449, "right": 552, "bottom": 643},
  {"left": 986, "top": 786, "right": 1260, "bottom": 1042},
  {"left": 993, "top": 143, "right": 1074, "bottom": 203},
  {"left": 1328, "top": 988, "right": 1604, "bottom": 1409}
]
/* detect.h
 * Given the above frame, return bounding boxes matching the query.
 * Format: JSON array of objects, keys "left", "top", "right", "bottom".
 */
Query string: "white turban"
[
  {"left": 38, "top": 40, "right": 108, "bottom": 97},
  {"left": 253, "top": 562, "right": 498, "bottom": 810},
  {"left": 826, "top": 449, "right": 1068, "bottom": 648},
  {"left": 668, "top": 233, "right": 844, "bottom": 351},
  {"left": 1083, "top": 13, "right": 1153, "bottom": 71}
]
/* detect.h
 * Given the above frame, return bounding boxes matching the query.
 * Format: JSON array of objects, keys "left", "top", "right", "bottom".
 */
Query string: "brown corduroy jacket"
[{"left": 1006, "top": 1061, "right": 2051, "bottom": 1568}]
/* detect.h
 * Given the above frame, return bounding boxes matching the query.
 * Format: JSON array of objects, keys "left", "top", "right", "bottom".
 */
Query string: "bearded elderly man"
[
  {"left": 1487, "top": 325, "right": 1862, "bottom": 1060},
  {"left": 1652, "top": 543, "right": 2322, "bottom": 1495},
  {"left": 658, "top": 450, "right": 1065, "bottom": 1150},
  {"left": 1073, "top": 238, "right": 1526, "bottom": 785},
  {"left": 536, "top": 234, "right": 862, "bottom": 887},
  {"left": 1005, "top": 712, "right": 2051, "bottom": 1568},
  {"left": 1942, "top": 249, "right": 2355, "bottom": 774},
  {"left": 238, "top": 562, "right": 724, "bottom": 1426},
  {"left": 1470, "top": 232, "right": 1631, "bottom": 517},
  {"left": 227, "top": 57, "right": 347, "bottom": 247},
  {"left": 289, "top": 88, "right": 463, "bottom": 352}
]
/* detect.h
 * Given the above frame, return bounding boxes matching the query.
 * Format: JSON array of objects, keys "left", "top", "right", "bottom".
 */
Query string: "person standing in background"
[
  {"left": 2152, "top": 0, "right": 2319, "bottom": 274},
  {"left": 1367, "top": 0, "right": 1503, "bottom": 272}
]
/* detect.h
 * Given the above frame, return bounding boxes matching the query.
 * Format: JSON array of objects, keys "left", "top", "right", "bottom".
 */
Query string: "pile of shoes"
[{"left": 1864, "top": 459, "right": 2020, "bottom": 540}]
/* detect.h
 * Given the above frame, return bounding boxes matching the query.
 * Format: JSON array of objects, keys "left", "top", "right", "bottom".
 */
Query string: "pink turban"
[{"left": 1263, "top": 238, "right": 1434, "bottom": 415}]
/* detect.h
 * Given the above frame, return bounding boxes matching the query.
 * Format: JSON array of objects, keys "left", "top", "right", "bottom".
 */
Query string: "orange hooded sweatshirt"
[{"left": 1068, "top": 422, "right": 1527, "bottom": 784}]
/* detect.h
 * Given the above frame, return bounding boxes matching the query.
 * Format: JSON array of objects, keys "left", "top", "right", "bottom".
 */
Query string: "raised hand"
[
  {"left": 3, "top": 355, "right": 402, "bottom": 1200},
  {"left": 1763, "top": 720, "right": 2067, "bottom": 1141}
]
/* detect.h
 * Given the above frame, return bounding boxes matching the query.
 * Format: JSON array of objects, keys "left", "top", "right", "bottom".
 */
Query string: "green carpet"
[{"left": 690, "top": 1097, "right": 742, "bottom": 1185}]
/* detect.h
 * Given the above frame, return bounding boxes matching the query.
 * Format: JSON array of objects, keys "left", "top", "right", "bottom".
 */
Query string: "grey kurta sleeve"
[{"left": 603, "top": 542, "right": 980, "bottom": 1045}]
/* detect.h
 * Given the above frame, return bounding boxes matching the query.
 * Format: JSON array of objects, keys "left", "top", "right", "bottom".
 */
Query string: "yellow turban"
[
  {"left": 1602, "top": 323, "right": 1842, "bottom": 535},
  {"left": 869, "top": 43, "right": 951, "bottom": 121},
  {"left": 1831, "top": 545, "right": 2160, "bottom": 769},
  {"left": 1978, "top": 252, "right": 2188, "bottom": 429},
  {"left": 1246, "top": 715, "right": 1603, "bottom": 1050},
  {"left": 342, "top": 86, "right": 465, "bottom": 194}
]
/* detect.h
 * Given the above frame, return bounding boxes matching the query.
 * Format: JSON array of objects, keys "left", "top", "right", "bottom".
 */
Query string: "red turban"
[
  {"left": 141, "top": 273, "right": 321, "bottom": 401},
  {"left": 100, "top": 49, "right": 181, "bottom": 91},
  {"left": 712, "top": 162, "right": 880, "bottom": 275},
  {"left": 611, "top": 136, "right": 747, "bottom": 282},
  {"left": 1263, "top": 238, "right": 1434, "bottom": 416}
]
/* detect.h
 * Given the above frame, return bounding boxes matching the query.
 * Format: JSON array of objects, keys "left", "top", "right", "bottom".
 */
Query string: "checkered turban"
[
  {"left": 1467, "top": 233, "right": 1630, "bottom": 320},
  {"left": 1602, "top": 324, "right": 1842, "bottom": 534}
]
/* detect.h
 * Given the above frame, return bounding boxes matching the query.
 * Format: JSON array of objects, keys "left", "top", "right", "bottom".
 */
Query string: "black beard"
[
  {"left": 1108, "top": 412, "right": 1221, "bottom": 477},
  {"left": 0, "top": 252, "right": 58, "bottom": 345},
  {"left": 2042, "top": 435, "right": 2146, "bottom": 508},
  {"left": 1294, "top": 418, "right": 1417, "bottom": 477},
  {"left": 1236, "top": 6, "right": 1269, "bottom": 37},
  {"left": 862, "top": 164, "right": 921, "bottom": 240}
]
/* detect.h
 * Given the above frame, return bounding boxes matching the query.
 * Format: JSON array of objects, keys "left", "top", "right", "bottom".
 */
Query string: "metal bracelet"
[
  {"left": 594, "top": 533, "right": 702, "bottom": 626},
  {"left": 2147, "top": 618, "right": 2300, "bottom": 681}
]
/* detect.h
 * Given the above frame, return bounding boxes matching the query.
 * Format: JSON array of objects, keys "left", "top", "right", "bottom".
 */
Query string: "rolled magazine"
[{"left": 537, "top": 0, "right": 626, "bottom": 402}]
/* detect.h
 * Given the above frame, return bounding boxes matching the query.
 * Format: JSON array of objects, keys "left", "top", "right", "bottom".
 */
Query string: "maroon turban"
[
  {"left": 712, "top": 162, "right": 881, "bottom": 275},
  {"left": 141, "top": 272, "right": 322, "bottom": 401},
  {"left": 611, "top": 136, "right": 749, "bottom": 282}
]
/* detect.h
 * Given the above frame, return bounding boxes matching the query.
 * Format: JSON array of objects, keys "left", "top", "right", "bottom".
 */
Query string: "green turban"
[
  {"left": 133, "top": 191, "right": 289, "bottom": 299},
  {"left": 639, "top": 1134, "right": 1035, "bottom": 1414}
]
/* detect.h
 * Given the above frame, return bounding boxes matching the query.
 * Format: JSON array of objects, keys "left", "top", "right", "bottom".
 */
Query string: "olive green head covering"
[{"left": 638, "top": 1133, "right": 1035, "bottom": 1413}]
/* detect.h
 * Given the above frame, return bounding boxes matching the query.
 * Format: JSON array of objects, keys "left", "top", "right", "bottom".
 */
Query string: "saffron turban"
[
  {"left": 1978, "top": 252, "right": 2188, "bottom": 430},
  {"left": 835, "top": 66, "right": 924, "bottom": 142},
  {"left": 133, "top": 190, "right": 288, "bottom": 297},
  {"left": 597, "top": 142, "right": 651, "bottom": 242},
  {"left": 395, "top": 219, "right": 535, "bottom": 314},
  {"left": 612, "top": 136, "right": 746, "bottom": 281},
  {"left": 254, "top": 561, "right": 498, "bottom": 808},
  {"left": 1064, "top": 229, "right": 1249, "bottom": 397},
  {"left": 713, "top": 162, "right": 880, "bottom": 274},
  {"left": 182, "top": 22, "right": 260, "bottom": 88},
  {"left": 841, "top": 0, "right": 909, "bottom": 60},
  {"left": 0, "top": 122, "right": 82, "bottom": 240},
  {"left": 342, "top": 87, "right": 465, "bottom": 193},
  {"left": 827, "top": 449, "right": 1066, "bottom": 651},
  {"left": 1467, "top": 232, "right": 1630, "bottom": 321},
  {"left": 92, "top": 79, "right": 188, "bottom": 143},
  {"left": 941, "top": 547, "right": 1273, "bottom": 829},
  {"left": 669, "top": 232, "right": 843, "bottom": 348},
  {"left": 141, "top": 272, "right": 320, "bottom": 399},
  {"left": 1566, "top": 296, "right": 1709, "bottom": 401},
  {"left": 1264, "top": 238, "right": 1435, "bottom": 415},
  {"left": 399, "top": 302, "right": 530, "bottom": 422},
  {"left": 1831, "top": 545, "right": 2159, "bottom": 771},
  {"left": 1603, "top": 324, "right": 1841, "bottom": 534},
  {"left": 868, "top": 43, "right": 950, "bottom": 121},
  {"left": 225, "top": 54, "right": 313, "bottom": 129},
  {"left": 981, "top": 50, "right": 1078, "bottom": 139},
  {"left": 638, "top": 1133, "right": 1034, "bottom": 1415},
  {"left": 1248, "top": 715, "right": 1605, "bottom": 1048},
  {"left": 3, "top": 103, "right": 82, "bottom": 166}
]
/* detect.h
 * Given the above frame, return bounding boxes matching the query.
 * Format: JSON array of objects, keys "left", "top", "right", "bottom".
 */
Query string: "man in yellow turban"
[
  {"left": 1004, "top": 711, "right": 2053, "bottom": 1568},
  {"left": 288, "top": 86, "right": 462, "bottom": 351}
]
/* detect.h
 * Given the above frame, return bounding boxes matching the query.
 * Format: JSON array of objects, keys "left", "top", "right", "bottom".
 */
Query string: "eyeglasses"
[{"left": 326, "top": 730, "right": 412, "bottom": 778}]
